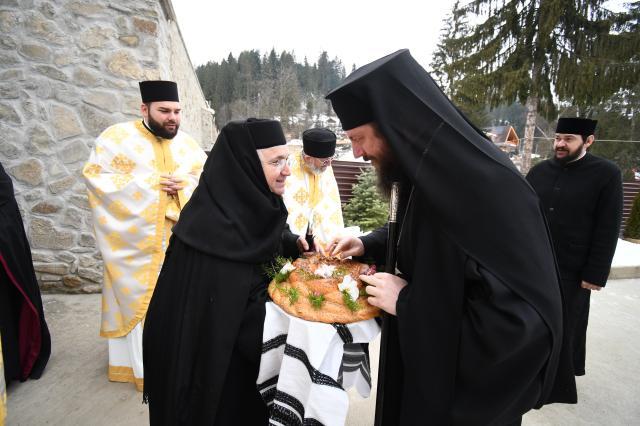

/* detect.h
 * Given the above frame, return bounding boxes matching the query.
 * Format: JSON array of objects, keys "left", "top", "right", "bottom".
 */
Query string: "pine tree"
[
  {"left": 343, "top": 168, "right": 389, "bottom": 232},
  {"left": 623, "top": 193, "right": 640, "bottom": 240},
  {"left": 430, "top": 1, "right": 465, "bottom": 95},
  {"left": 431, "top": 2, "right": 489, "bottom": 125},
  {"left": 440, "top": 0, "right": 640, "bottom": 172},
  {"left": 588, "top": 84, "right": 640, "bottom": 180},
  {"left": 196, "top": 50, "right": 347, "bottom": 129}
]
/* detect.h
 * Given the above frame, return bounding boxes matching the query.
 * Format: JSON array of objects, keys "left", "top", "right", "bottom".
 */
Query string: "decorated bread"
[{"left": 267, "top": 253, "right": 380, "bottom": 324}]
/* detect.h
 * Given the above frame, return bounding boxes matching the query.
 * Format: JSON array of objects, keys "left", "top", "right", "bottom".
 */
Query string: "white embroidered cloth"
[{"left": 258, "top": 302, "right": 380, "bottom": 425}]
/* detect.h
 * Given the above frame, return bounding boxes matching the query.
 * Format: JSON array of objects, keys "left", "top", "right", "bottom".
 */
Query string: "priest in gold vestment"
[
  {"left": 83, "top": 81, "right": 206, "bottom": 391},
  {"left": 282, "top": 128, "right": 344, "bottom": 249}
]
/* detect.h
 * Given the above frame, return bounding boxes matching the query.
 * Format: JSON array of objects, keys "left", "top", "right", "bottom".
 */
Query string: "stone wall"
[{"left": 0, "top": 0, "right": 216, "bottom": 293}]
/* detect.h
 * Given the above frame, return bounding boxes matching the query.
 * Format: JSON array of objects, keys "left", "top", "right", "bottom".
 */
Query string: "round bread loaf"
[{"left": 268, "top": 254, "right": 380, "bottom": 324}]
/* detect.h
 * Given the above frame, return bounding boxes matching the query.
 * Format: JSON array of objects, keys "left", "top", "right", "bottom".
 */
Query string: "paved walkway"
[{"left": 6, "top": 278, "right": 640, "bottom": 425}]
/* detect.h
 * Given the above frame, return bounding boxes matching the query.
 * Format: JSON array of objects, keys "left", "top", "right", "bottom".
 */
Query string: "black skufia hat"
[
  {"left": 302, "top": 128, "right": 336, "bottom": 158},
  {"left": 246, "top": 118, "right": 287, "bottom": 149},
  {"left": 555, "top": 117, "right": 597, "bottom": 135},
  {"left": 326, "top": 91, "right": 373, "bottom": 130},
  {"left": 139, "top": 80, "right": 180, "bottom": 103}
]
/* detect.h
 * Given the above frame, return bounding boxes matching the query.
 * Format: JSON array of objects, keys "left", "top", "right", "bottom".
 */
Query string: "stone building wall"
[{"left": 0, "top": 0, "right": 216, "bottom": 293}]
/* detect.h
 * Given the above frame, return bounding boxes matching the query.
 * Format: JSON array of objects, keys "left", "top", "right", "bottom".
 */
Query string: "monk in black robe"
[
  {"left": 0, "top": 161, "right": 51, "bottom": 384},
  {"left": 143, "top": 119, "right": 299, "bottom": 425},
  {"left": 326, "top": 50, "right": 574, "bottom": 425},
  {"left": 526, "top": 117, "right": 623, "bottom": 377}
]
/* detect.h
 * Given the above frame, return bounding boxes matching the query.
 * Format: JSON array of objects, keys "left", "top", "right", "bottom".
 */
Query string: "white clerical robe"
[
  {"left": 83, "top": 120, "right": 206, "bottom": 390},
  {"left": 283, "top": 152, "right": 344, "bottom": 244}
]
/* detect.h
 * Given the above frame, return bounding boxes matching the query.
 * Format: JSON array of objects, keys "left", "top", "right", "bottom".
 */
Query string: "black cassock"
[
  {"left": 0, "top": 162, "right": 51, "bottom": 384},
  {"left": 143, "top": 120, "right": 297, "bottom": 425},
  {"left": 527, "top": 153, "right": 623, "bottom": 375},
  {"left": 327, "top": 50, "right": 575, "bottom": 424}
]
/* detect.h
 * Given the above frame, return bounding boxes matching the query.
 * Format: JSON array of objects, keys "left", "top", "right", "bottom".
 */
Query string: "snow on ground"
[{"left": 612, "top": 238, "right": 640, "bottom": 267}]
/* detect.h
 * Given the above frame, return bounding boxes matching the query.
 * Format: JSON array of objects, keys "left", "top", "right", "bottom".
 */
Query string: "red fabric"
[{"left": 0, "top": 252, "right": 41, "bottom": 380}]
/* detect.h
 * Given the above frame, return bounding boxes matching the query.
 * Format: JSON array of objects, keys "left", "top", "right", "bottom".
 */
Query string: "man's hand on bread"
[
  {"left": 359, "top": 273, "right": 407, "bottom": 316},
  {"left": 296, "top": 236, "right": 325, "bottom": 254},
  {"left": 325, "top": 236, "right": 365, "bottom": 259}
]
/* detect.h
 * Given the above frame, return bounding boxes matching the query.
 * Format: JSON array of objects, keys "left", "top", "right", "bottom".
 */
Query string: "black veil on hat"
[
  {"left": 326, "top": 49, "right": 564, "bottom": 404},
  {"left": 172, "top": 118, "right": 288, "bottom": 263},
  {"left": 555, "top": 117, "right": 597, "bottom": 135},
  {"left": 302, "top": 128, "right": 336, "bottom": 158},
  {"left": 139, "top": 80, "right": 180, "bottom": 103}
]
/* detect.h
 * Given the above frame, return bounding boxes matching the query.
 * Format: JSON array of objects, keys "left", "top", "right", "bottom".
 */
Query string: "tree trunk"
[{"left": 522, "top": 95, "right": 539, "bottom": 173}]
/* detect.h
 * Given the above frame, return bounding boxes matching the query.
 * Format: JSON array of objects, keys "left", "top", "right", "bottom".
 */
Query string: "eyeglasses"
[
  {"left": 264, "top": 156, "right": 291, "bottom": 170},
  {"left": 318, "top": 156, "right": 337, "bottom": 166},
  {"left": 302, "top": 152, "right": 337, "bottom": 167}
]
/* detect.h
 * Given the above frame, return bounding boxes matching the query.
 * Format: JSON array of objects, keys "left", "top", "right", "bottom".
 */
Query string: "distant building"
[{"left": 484, "top": 126, "right": 520, "bottom": 153}]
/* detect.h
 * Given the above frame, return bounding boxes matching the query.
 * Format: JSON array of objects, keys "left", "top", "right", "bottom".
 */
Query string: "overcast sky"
[{"left": 171, "top": 0, "right": 458, "bottom": 70}]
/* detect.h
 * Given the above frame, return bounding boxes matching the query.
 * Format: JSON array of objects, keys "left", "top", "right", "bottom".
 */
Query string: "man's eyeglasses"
[
  {"left": 264, "top": 156, "right": 291, "bottom": 170},
  {"left": 302, "top": 152, "right": 337, "bottom": 167},
  {"left": 318, "top": 156, "right": 337, "bottom": 167}
]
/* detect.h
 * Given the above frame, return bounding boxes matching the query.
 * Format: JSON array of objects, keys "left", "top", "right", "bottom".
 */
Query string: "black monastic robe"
[
  {"left": 327, "top": 49, "right": 574, "bottom": 425},
  {"left": 0, "top": 162, "right": 51, "bottom": 384},
  {"left": 142, "top": 119, "right": 297, "bottom": 425},
  {"left": 527, "top": 153, "right": 623, "bottom": 375}
]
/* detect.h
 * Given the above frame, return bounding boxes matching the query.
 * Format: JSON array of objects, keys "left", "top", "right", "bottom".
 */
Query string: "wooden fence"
[
  {"left": 332, "top": 160, "right": 371, "bottom": 204},
  {"left": 333, "top": 161, "right": 639, "bottom": 235},
  {"left": 623, "top": 181, "right": 640, "bottom": 235}
]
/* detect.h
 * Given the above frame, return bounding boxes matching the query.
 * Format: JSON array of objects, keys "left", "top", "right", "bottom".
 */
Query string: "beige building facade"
[{"left": 0, "top": 0, "right": 215, "bottom": 292}]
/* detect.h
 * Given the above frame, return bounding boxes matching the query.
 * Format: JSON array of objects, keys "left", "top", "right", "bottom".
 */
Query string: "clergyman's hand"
[
  {"left": 315, "top": 238, "right": 328, "bottom": 256},
  {"left": 360, "top": 272, "right": 407, "bottom": 316},
  {"left": 325, "top": 236, "right": 364, "bottom": 259},
  {"left": 581, "top": 281, "right": 602, "bottom": 291},
  {"left": 296, "top": 236, "right": 310, "bottom": 253},
  {"left": 160, "top": 174, "right": 183, "bottom": 196}
]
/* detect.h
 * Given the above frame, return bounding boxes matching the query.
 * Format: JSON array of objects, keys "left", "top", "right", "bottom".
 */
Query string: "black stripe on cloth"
[
  {"left": 343, "top": 361, "right": 370, "bottom": 372},
  {"left": 275, "top": 390, "right": 305, "bottom": 421},
  {"left": 284, "top": 344, "right": 343, "bottom": 389},
  {"left": 263, "top": 333, "right": 288, "bottom": 353},
  {"left": 331, "top": 324, "right": 353, "bottom": 343},
  {"left": 262, "top": 388, "right": 276, "bottom": 406},
  {"left": 270, "top": 390, "right": 326, "bottom": 426},
  {"left": 343, "top": 365, "right": 372, "bottom": 386},
  {"left": 342, "top": 353, "right": 368, "bottom": 363},
  {"left": 271, "top": 402, "right": 303, "bottom": 426},
  {"left": 258, "top": 375, "right": 279, "bottom": 392},
  {"left": 341, "top": 343, "right": 371, "bottom": 383},
  {"left": 338, "top": 343, "right": 366, "bottom": 386}
]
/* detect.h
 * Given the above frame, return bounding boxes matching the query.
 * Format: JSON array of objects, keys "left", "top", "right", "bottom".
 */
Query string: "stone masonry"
[{"left": 0, "top": 0, "right": 216, "bottom": 293}]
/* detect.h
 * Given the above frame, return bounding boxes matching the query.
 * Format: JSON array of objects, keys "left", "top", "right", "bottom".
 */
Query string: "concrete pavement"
[{"left": 6, "top": 278, "right": 640, "bottom": 425}]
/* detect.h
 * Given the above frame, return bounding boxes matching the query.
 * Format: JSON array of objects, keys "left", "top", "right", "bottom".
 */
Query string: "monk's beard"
[
  {"left": 148, "top": 115, "right": 179, "bottom": 139},
  {"left": 305, "top": 164, "right": 325, "bottom": 175},
  {"left": 374, "top": 155, "right": 406, "bottom": 200},
  {"left": 302, "top": 157, "right": 327, "bottom": 175},
  {"left": 554, "top": 146, "right": 584, "bottom": 165}
]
